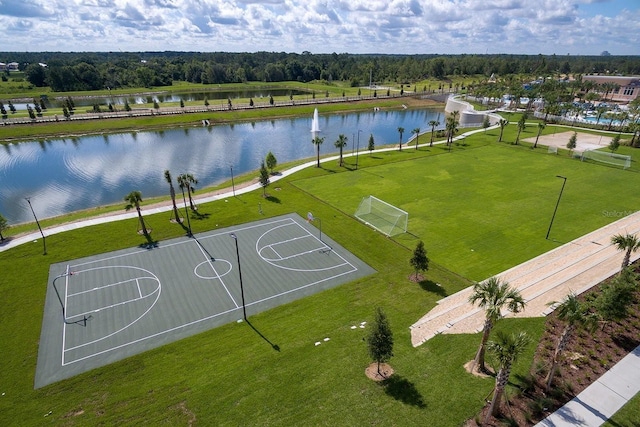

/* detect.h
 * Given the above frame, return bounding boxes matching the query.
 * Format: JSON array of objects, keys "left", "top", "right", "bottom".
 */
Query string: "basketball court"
[{"left": 35, "top": 213, "right": 375, "bottom": 388}]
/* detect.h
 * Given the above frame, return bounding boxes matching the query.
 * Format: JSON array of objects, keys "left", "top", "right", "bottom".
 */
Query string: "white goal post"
[
  {"left": 581, "top": 150, "right": 631, "bottom": 169},
  {"left": 354, "top": 196, "right": 408, "bottom": 237}
]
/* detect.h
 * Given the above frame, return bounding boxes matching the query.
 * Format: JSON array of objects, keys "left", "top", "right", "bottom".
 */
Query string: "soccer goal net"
[
  {"left": 581, "top": 150, "right": 631, "bottom": 169},
  {"left": 354, "top": 196, "right": 408, "bottom": 237}
]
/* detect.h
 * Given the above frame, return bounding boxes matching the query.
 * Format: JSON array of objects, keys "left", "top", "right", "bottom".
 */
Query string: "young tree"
[
  {"left": 534, "top": 122, "right": 546, "bottom": 149},
  {"left": 265, "top": 151, "right": 277, "bottom": 174},
  {"left": 608, "top": 134, "right": 621, "bottom": 153},
  {"left": 0, "top": 213, "right": 8, "bottom": 241},
  {"left": 164, "top": 170, "right": 181, "bottom": 223},
  {"left": 482, "top": 115, "right": 491, "bottom": 132},
  {"left": 397, "top": 126, "right": 404, "bottom": 152},
  {"left": 611, "top": 233, "right": 640, "bottom": 271},
  {"left": 204, "top": 97, "right": 209, "bottom": 107},
  {"left": 312, "top": 136, "right": 325, "bottom": 168},
  {"left": 366, "top": 307, "right": 394, "bottom": 376},
  {"left": 180, "top": 99, "right": 184, "bottom": 108},
  {"left": 485, "top": 331, "right": 531, "bottom": 422},
  {"left": 497, "top": 119, "right": 508, "bottom": 142},
  {"left": 409, "top": 241, "right": 429, "bottom": 281},
  {"left": 566, "top": 131, "right": 577, "bottom": 154},
  {"left": 124, "top": 100, "right": 132, "bottom": 112},
  {"left": 367, "top": 133, "right": 375, "bottom": 154},
  {"left": 544, "top": 293, "right": 598, "bottom": 392},
  {"left": 428, "top": 120, "right": 440, "bottom": 146},
  {"left": 412, "top": 127, "right": 420, "bottom": 150},
  {"left": 177, "top": 173, "right": 198, "bottom": 211},
  {"left": 468, "top": 277, "right": 526, "bottom": 373},
  {"left": 124, "top": 190, "right": 150, "bottom": 239},
  {"left": 259, "top": 160, "right": 270, "bottom": 197},
  {"left": 334, "top": 134, "right": 348, "bottom": 167}
]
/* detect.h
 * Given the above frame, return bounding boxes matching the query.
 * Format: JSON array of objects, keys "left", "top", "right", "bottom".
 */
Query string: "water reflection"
[{"left": 0, "top": 108, "right": 444, "bottom": 224}]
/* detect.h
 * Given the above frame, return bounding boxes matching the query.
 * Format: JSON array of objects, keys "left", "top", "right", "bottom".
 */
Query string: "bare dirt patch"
[
  {"left": 365, "top": 362, "right": 395, "bottom": 381},
  {"left": 523, "top": 131, "right": 612, "bottom": 152}
]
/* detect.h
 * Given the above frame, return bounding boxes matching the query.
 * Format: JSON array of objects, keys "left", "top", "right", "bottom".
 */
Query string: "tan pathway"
[{"left": 410, "top": 211, "right": 640, "bottom": 347}]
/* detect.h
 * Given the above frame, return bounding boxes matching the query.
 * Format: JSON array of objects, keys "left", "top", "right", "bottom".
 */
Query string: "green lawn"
[
  {"left": 293, "top": 140, "right": 640, "bottom": 281},
  {"left": 1, "top": 124, "right": 638, "bottom": 426}
]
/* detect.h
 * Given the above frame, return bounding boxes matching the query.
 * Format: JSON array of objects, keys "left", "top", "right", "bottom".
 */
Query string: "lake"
[{"left": 0, "top": 108, "right": 444, "bottom": 224}]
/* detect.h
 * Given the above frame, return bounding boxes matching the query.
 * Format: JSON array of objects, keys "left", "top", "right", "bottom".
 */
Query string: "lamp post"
[
  {"left": 356, "top": 130, "right": 362, "bottom": 170},
  {"left": 546, "top": 175, "right": 567, "bottom": 240},
  {"left": 25, "top": 197, "right": 46, "bottom": 255},
  {"left": 230, "top": 166, "right": 236, "bottom": 197},
  {"left": 230, "top": 233, "right": 247, "bottom": 321}
]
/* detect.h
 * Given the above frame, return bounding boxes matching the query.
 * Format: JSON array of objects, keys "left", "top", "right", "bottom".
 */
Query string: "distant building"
[
  {"left": 582, "top": 75, "right": 640, "bottom": 103},
  {"left": 0, "top": 63, "right": 5, "bottom": 71},
  {"left": 7, "top": 62, "right": 19, "bottom": 71}
]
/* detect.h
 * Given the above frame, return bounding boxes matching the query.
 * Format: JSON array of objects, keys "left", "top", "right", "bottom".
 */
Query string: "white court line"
[
  {"left": 193, "top": 238, "right": 238, "bottom": 308},
  {"left": 68, "top": 277, "right": 152, "bottom": 297},
  {"left": 61, "top": 265, "right": 162, "bottom": 363},
  {"left": 136, "top": 278, "right": 142, "bottom": 299},
  {"left": 61, "top": 215, "right": 362, "bottom": 365}
]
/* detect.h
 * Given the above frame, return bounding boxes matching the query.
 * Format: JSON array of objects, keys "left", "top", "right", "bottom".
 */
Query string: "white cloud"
[{"left": 0, "top": 0, "right": 637, "bottom": 54}]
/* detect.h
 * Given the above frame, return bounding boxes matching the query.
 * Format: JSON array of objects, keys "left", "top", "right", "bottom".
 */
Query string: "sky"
[{"left": 0, "top": 0, "right": 638, "bottom": 55}]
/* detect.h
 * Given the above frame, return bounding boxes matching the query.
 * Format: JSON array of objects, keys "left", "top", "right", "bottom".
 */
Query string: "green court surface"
[{"left": 35, "top": 213, "right": 375, "bottom": 388}]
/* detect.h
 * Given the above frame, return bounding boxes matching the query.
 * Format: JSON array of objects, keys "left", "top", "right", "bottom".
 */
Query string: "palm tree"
[
  {"left": 0, "top": 213, "right": 8, "bottom": 241},
  {"left": 177, "top": 173, "right": 198, "bottom": 211},
  {"left": 397, "top": 127, "right": 404, "bottom": 152},
  {"left": 497, "top": 119, "right": 508, "bottom": 142},
  {"left": 468, "top": 277, "right": 526, "bottom": 373},
  {"left": 334, "top": 134, "right": 348, "bottom": 167},
  {"left": 412, "top": 128, "right": 420, "bottom": 150},
  {"left": 124, "top": 190, "right": 150, "bottom": 238},
  {"left": 428, "top": 120, "right": 440, "bottom": 146},
  {"left": 594, "top": 105, "right": 608, "bottom": 125},
  {"left": 611, "top": 233, "right": 640, "bottom": 272},
  {"left": 533, "top": 122, "right": 546, "bottom": 149},
  {"left": 485, "top": 331, "right": 531, "bottom": 422},
  {"left": 544, "top": 293, "right": 598, "bottom": 392},
  {"left": 515, "top": 113, "right": 527, "bottom": 145},
  {"left": 164, "top": 170, "right": 181, "bottom": 223},
  {"left": 445, "top": 116, "right": 459, "bottom": 147},
  {"left": 312, "top": 136, "right": 325, "bottom": 167}
]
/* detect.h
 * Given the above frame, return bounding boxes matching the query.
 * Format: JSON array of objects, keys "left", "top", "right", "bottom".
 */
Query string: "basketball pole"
[{"left": 230, "top": 233, "right": 247, "bottom": 321}]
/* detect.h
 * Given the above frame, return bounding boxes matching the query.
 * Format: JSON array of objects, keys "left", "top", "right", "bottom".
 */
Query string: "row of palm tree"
[
  {"left": 124, "top": 171, "right": 199, "bottom": 238},
  {"left": 471, "top": 231, "right": 640, "bottom": 422}
]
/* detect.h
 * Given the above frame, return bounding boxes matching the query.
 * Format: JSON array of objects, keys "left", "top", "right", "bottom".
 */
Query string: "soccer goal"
[
  {"left": 354, "top": 196, "right": 408, "bottom": 237},
  {"left": 581, "top": 150, "right": 631, "bottom": 169}
]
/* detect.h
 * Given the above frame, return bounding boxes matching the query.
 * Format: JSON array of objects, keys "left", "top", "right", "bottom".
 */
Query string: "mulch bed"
[{"left": 466, "top": 265, "right": 640, "bottom": 426}]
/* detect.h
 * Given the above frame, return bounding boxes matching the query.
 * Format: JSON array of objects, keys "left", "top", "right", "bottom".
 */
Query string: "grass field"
[
  {"left": 293, "top": 138, "right": 640, "bottom": 281},
  {"left": 1, "top": 121, "right": 638, "bottom": 425}
]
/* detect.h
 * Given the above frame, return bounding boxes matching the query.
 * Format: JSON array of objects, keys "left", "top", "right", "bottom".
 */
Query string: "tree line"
[{"left": 3, "top": 51, "right": 638, "bottom": 93}]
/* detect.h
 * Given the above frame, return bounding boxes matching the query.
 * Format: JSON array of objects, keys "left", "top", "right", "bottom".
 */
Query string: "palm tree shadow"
[
  {"left": 381, "top": 374, "right": 427, "bottom": 408},
  {"left": 419, "top": 279, "right": 448, "bottom": 298},
  {"left": 191, "top": 210, "right": 210, "bottom": 220},
  {"left": 139, "top": 235, "right": 158, "bottom": 250},
  {"left": 246, "top": 319, "right": 281, "bottom": 352},
  {"left": 265, "top": 195, "right": 281, "bottom": 203}
]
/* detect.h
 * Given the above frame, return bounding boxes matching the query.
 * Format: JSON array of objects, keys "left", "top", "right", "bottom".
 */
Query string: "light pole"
[
  {"left": 230, "top": 166, "right": 236, "bottom": 197},
  {"left": 25, "top": 197, "right": 46, "bottom": 255},
  {"left": 356, "top": 130, "right": 362, "bottom": 170},
  {"left": 230, "top": 233, "right": 247, "bottom": 321},
  {"left": 546, "top": 175, "right": 567, "bottom": 240}
]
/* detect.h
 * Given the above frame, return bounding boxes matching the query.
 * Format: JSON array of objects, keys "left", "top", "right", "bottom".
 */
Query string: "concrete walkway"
[{"left": 409, "top": 210, "right": 640, "bottom": 427}]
